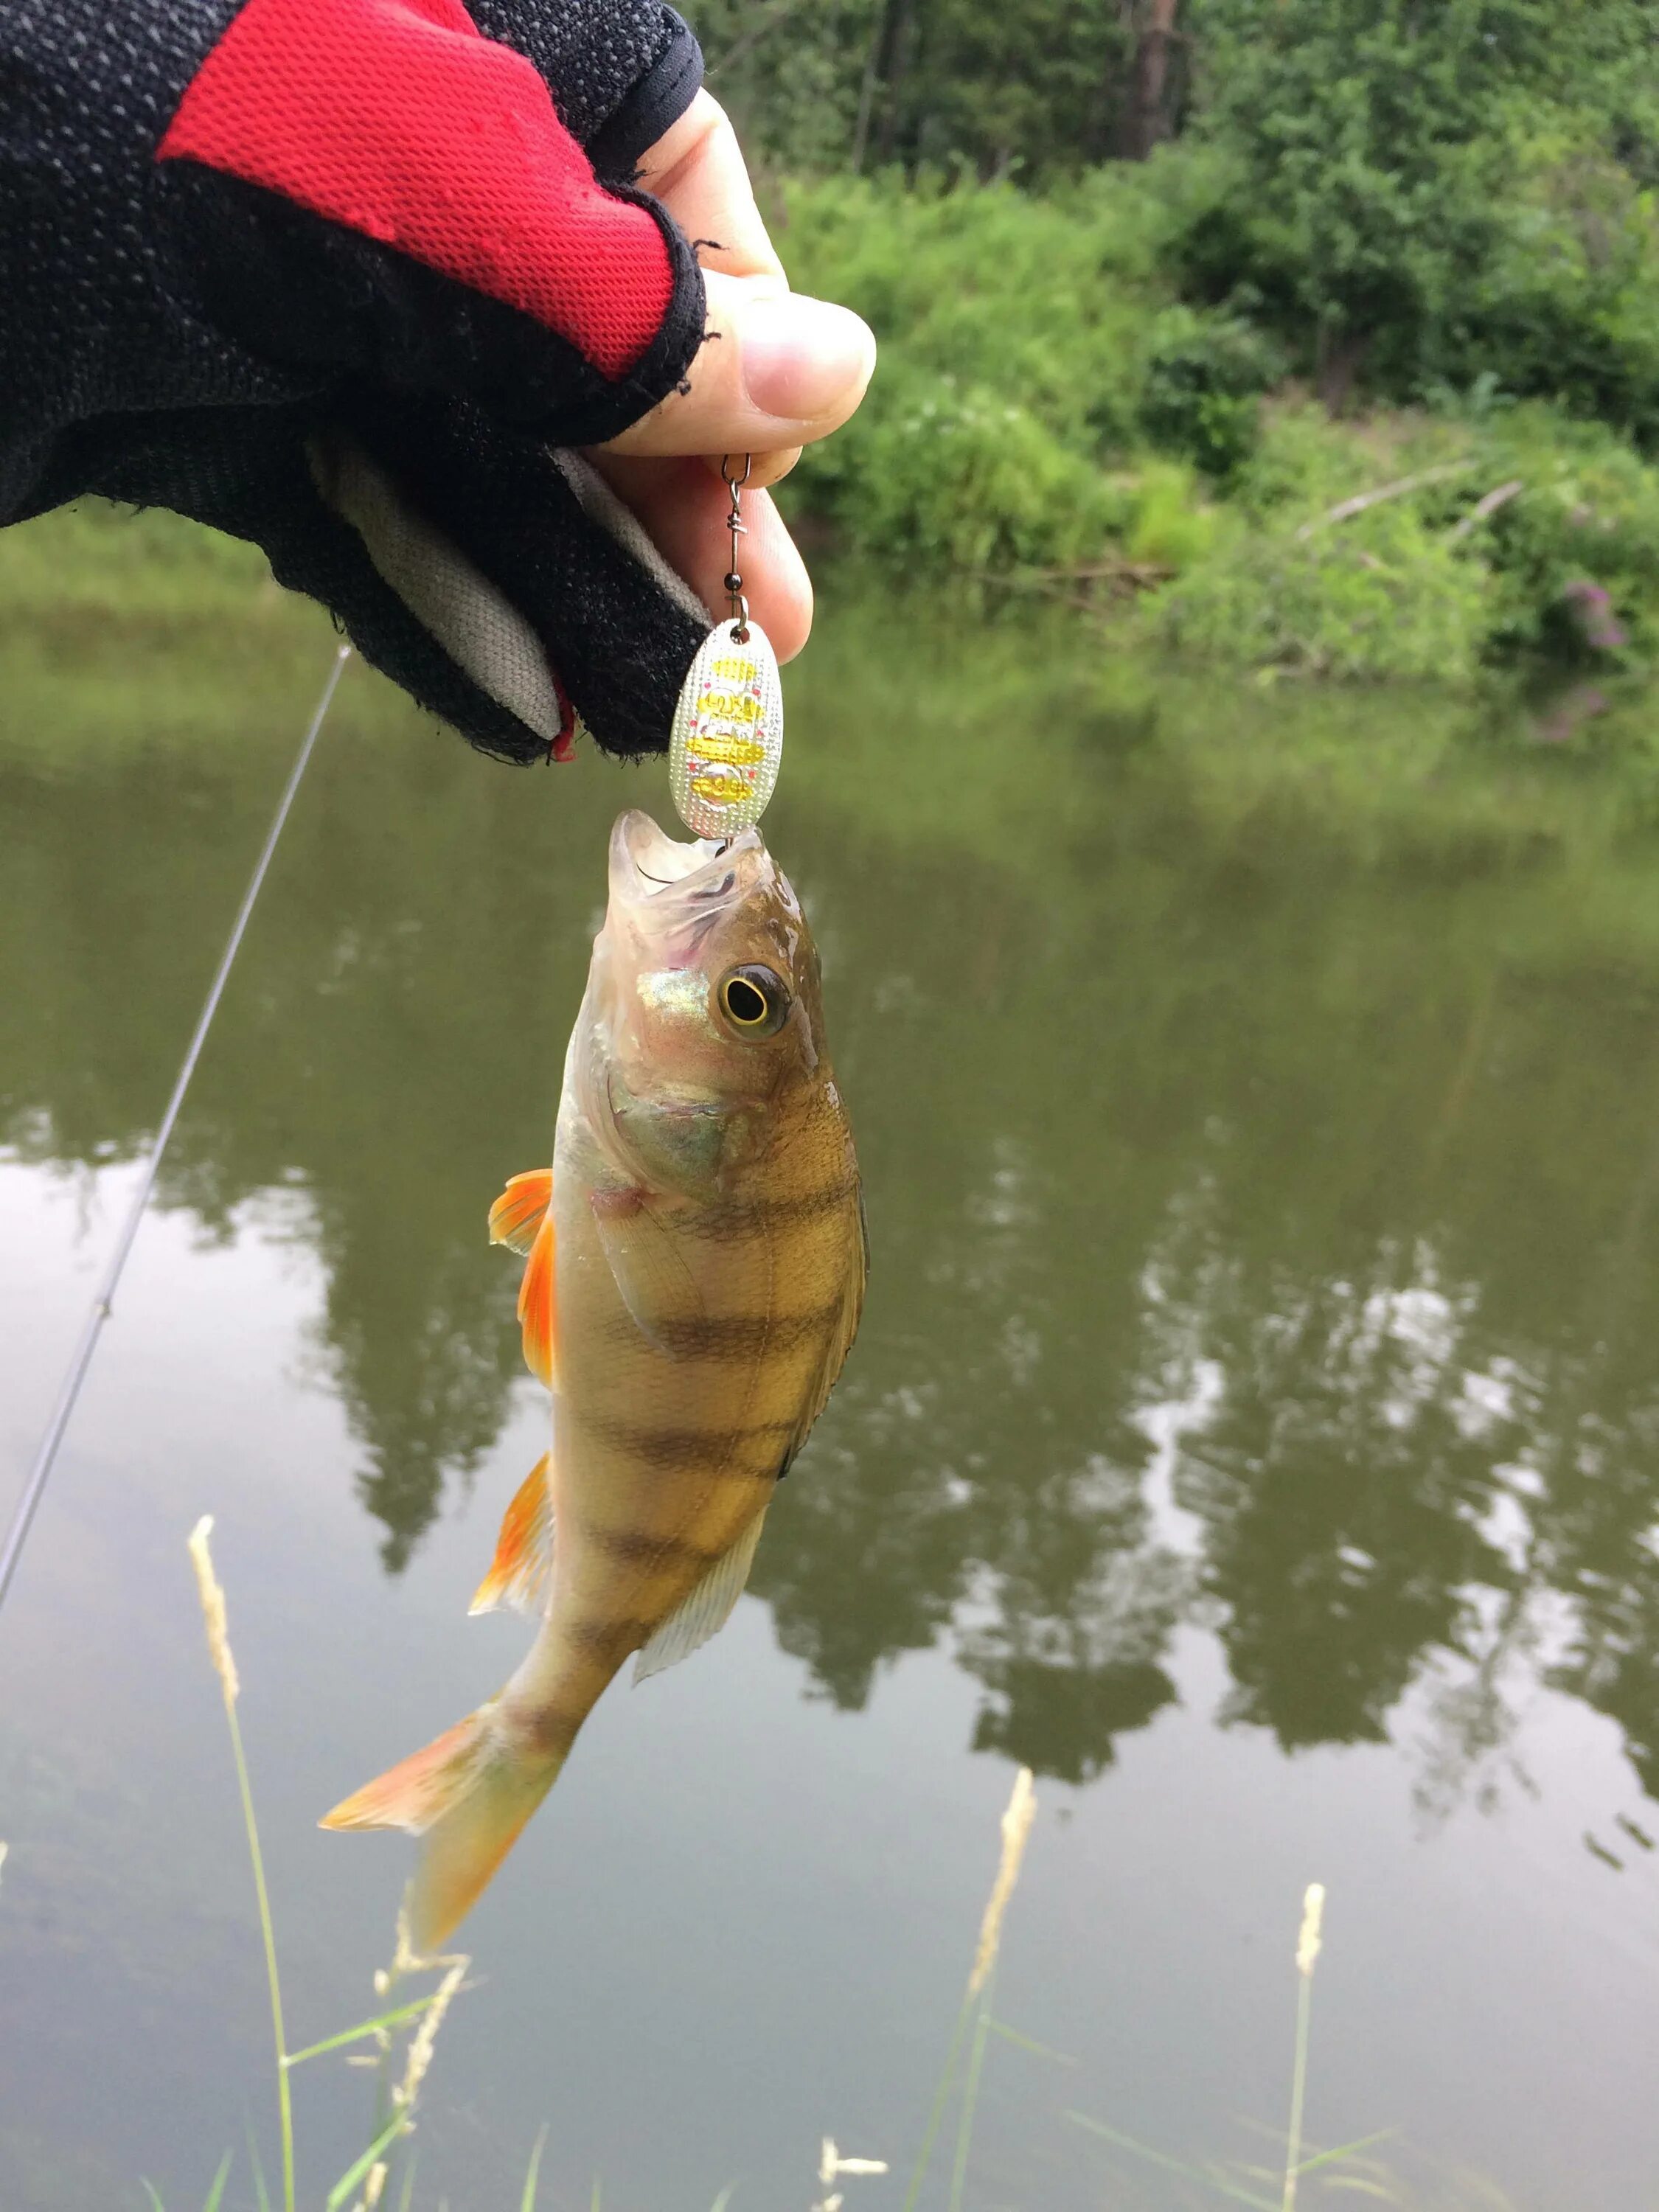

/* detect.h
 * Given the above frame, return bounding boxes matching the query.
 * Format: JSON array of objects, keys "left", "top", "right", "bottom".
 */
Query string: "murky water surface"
[{"left": 4, "top": 557, "right": 1659, "bottom": 2211}]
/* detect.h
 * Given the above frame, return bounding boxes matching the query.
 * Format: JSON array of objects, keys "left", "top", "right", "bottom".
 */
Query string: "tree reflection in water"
[{"left": 7, "top": 603, "right": 1659, "bottom": 1813}]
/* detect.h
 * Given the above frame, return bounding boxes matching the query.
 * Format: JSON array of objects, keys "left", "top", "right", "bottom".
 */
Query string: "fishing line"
[{"left": 0, "top": 641, "right": 352, "bottom": 1614}]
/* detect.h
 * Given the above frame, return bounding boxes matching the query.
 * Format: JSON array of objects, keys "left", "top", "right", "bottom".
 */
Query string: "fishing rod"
[{"left": 0, "top": 641, "right": 352, "bottom": 1614}]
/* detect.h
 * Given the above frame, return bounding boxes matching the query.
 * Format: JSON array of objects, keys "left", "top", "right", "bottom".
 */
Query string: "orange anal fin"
[
  {"left": 470, "top": 1451, "right": 554, "bottom": 1617},
  {"left": 517, "top": 1214, "right": 557, "bottom": 1388},
  {"left": 489, "top": 1168, "right": 553, "bottom": 1257}
]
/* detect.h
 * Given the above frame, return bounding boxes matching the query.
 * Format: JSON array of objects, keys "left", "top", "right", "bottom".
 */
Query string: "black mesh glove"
[{"left": 0, "top": 0, "right": 717, "bottom": 762}]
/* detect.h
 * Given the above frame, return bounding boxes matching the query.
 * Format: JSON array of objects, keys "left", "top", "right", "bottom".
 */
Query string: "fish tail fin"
[{"left": 320, "top": 1703, "right": 565, "bottom": 1950}]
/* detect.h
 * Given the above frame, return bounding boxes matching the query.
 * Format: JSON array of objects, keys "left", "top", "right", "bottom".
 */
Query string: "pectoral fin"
[
  {"left": 517, "top": 1215, "right": 557, "bottom": 1387},
  {"left": 591, "top": 1191, "right": 707, "bottom": 1360},
  {"left": 633, "top": 1507, "right": 769, "bottom": 1684},
  {"left": 489, "top": 1169, "right": 552, "bottom": 1256},
  {"left": 470, "top": 1450, "right": 554, "bottom": 1616}
]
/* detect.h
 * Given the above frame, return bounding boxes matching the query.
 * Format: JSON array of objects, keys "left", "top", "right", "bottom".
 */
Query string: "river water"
[{"left": 3, "top": 532, "right": 1658, "bottom": 2210}]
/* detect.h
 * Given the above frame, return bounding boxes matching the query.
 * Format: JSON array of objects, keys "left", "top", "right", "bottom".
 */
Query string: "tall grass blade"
[
  {"left": 282, "top": 1997, "right": 441, "bottom": 2067},
  {"left": 327, "top": 2115, "right": 407, "bottom": 2212},
  {"left": 246, "top": 2122, "right": 272, "bottom": 2212},
  {"left": 201, "top": 2152, "right": 234, "bottom": 2212},
  {"left": 1294, "top": 2131, "right": 1399, "bottom": 2176},
  {"left": 519, "top": 2126, "right": 549, "bottom": 2212},
  {"left": 985, "top": 2019, "right": 1077, "bottom": 2065},
  {"left": 899, "top": 1986, "right": 976, "bottom": 2212},
  {"left": 709, "top": 2190, "right": 735, "bottom": 2212},
  {"left": 188, "top": 1520, "right": 295, "bottom": 2212},
  {"left": 947, "top": 1969, "right": 996, "bottom": 2212},
  {"left": 396, "top": 2156, "right": 417, "bottom": 2212},
  {"left": 230, "top": 1696, "right": 294, "bottom": 2212},
  {"left": 903, "top": 1769, "right": 1037, "bottom": 2212},
  {"left": 142, "top": 2184, "right": 167, "bottom": 2212},
  {"left": 1064, "top": 2112, "right": 1278, "bottom": 2211}
]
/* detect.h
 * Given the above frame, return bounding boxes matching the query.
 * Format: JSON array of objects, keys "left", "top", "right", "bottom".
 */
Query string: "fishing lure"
[{"left": 667, "top": 453, "right": 785, "bottom": 838}]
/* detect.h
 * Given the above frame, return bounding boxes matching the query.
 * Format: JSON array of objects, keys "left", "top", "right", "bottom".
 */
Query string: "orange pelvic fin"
[
  {"left": 320, "top": 1703, "right": 566, "bottom": 1950},
  {"left": 470, "top": 1451, "right": 554, "bottom": 1617},
  {"left": 516, "top": 1214, "right": 557, "bottom": 1387},
  {"left": 488, "top": 1168, "right": 552, "bottom": 1256}
]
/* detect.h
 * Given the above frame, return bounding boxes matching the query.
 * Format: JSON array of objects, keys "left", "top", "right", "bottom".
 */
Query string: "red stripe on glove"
[{"left": 159, "top": 0, "right": 675, "bottom": 378}]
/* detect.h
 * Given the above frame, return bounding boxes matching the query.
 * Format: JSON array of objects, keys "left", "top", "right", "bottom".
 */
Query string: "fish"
[{"left": 321, "top": 810, "right": 866, "bottom": 1947}]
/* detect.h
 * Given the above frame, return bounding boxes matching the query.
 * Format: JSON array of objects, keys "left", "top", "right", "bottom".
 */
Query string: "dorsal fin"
[
  {"left": 633, "top": 1508, "right": 769, "bottom": 1684},
  {"left": 470, "top": 1450, "right": 554, "bottom": 1616},
  {"left": 489, "top": 1169, "right": 552, "bottom": 1256}
]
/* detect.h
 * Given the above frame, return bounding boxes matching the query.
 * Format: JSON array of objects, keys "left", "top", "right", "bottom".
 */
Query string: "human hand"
[
  {"left": 591, "top": 91, "right": 877, "bottom": 663},
  {"left": 0, "top": 0, "right": 873, "bottom": 764}
]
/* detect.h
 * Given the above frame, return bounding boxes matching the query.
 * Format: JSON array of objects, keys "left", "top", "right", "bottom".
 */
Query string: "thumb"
[{"left": 598, "top": 271, "right": 876, "bottom": 461}]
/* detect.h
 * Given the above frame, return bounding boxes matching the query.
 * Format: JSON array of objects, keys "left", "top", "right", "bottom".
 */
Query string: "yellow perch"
[{"left": 322, "top": 811, "right": 866, "bottom": 1946}]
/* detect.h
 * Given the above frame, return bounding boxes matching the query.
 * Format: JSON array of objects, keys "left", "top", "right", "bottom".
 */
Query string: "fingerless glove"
[{"left": 0, "top": 0, "right": 714, "bottom": 762}]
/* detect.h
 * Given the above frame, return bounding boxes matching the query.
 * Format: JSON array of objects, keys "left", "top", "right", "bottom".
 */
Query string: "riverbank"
[{"left": 773, "top": 165, "right": 1659, "bottom": 693}]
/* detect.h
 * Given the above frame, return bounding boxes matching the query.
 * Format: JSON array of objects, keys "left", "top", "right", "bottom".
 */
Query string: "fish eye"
[{"left": 717, "top": 964, "right": 790, "bottom": 1038}]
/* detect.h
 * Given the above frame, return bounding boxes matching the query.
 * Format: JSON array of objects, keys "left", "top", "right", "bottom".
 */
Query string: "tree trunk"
[
  {"left": 1119, "top": 0, "right": 1180, "bottom": 161},
  {"left": 852, "top": 0, "right": 914, "bottom": 172},
  {"left": 1315, "top": 327, "right": 1371, "bottom": 417}
]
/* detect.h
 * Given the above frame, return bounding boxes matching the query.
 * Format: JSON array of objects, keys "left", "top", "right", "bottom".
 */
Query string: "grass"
[
  {"left": 0, "top": 1511, "right": 1506, "bottom": 2211},
  {"left": 172, "top": 1517, "right": 483, "bottom": 2212}
]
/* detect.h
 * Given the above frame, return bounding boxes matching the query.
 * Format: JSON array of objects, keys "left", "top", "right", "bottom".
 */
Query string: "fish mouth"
[{"left": 608, "top": 810, "right": 763, "bottom": 905}]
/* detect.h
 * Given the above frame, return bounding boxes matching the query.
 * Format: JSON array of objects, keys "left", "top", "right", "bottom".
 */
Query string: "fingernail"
[{"left": 741, "top": 295, "right": 876, "bottom": 423}]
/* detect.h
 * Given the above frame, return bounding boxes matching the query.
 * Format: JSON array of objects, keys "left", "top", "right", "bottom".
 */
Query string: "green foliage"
[
  {"left": 704, "top": 0, "right": 1659, "bottom": 442},
  {"left": 782, "top": 166, "right": 1185, "bottom": 436},
  {"left": 1138, "top": 306, "right": 1286, "bottom": 477},
  {"left": 1157, "top": 499, "right": 1492, "bottom": 681},
  {"left": 781, "top": 168, "right": 1185, "bottom": 566},
  {"left": 1457, "top": 406, "right": 1659, "bottom": 657},
  {"left": 694, "top": 0, "right": 880, "bottom": 172},
  {"left": 692, "top": 0, "right": 1142, "bottom": 178},
  {"left": 1175, "top": 0, "right": 1659, "bottom": 426},
  {"left": 811, "top": 364, "right": 1121, "bottom": 569},
  {"left": 1154, "top": 399, "right": 1659, "bottom": 678}
]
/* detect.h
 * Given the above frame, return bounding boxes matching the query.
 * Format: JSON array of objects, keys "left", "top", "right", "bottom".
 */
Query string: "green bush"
[
  {"left": 1138, "top": 307, "right": 1286, "bottom": 479},
  {"left": 807, "top": 364, "right": 1120, "bottom": 570},
  {"left": 1155, "top": 500, "right": 1492, "bottom": 681},
  {"left": 1453, "top": 407, "right": 1659, "bottom": 660},
  {"left": 783, "top": 170, "right": 1180, "bottom": 570},
  {"left": 782, "top": 168, "right": 1174, "bottom": 448},
  {"left": 765, "top": 150, "right": 1659, "bottom": 686}
]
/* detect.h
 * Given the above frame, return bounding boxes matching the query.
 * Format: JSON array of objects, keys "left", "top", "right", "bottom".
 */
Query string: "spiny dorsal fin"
[
  {"left": 517, "top": 1214, "right": 557, "bottom": 1387},
  {"left": 489, "top": 1169, "right": 552, "bottom": 1257},
  {"left": 470, "top": 1450, "right": 554, "bottom": 1616},
  {"left": 633, "top": 1508, "right": 769, "bottom": 1684}
]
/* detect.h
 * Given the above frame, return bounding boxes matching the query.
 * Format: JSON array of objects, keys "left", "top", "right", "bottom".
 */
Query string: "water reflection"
[{"left": 7, "top": 612, "right": 1659, "bottom": 1824}]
